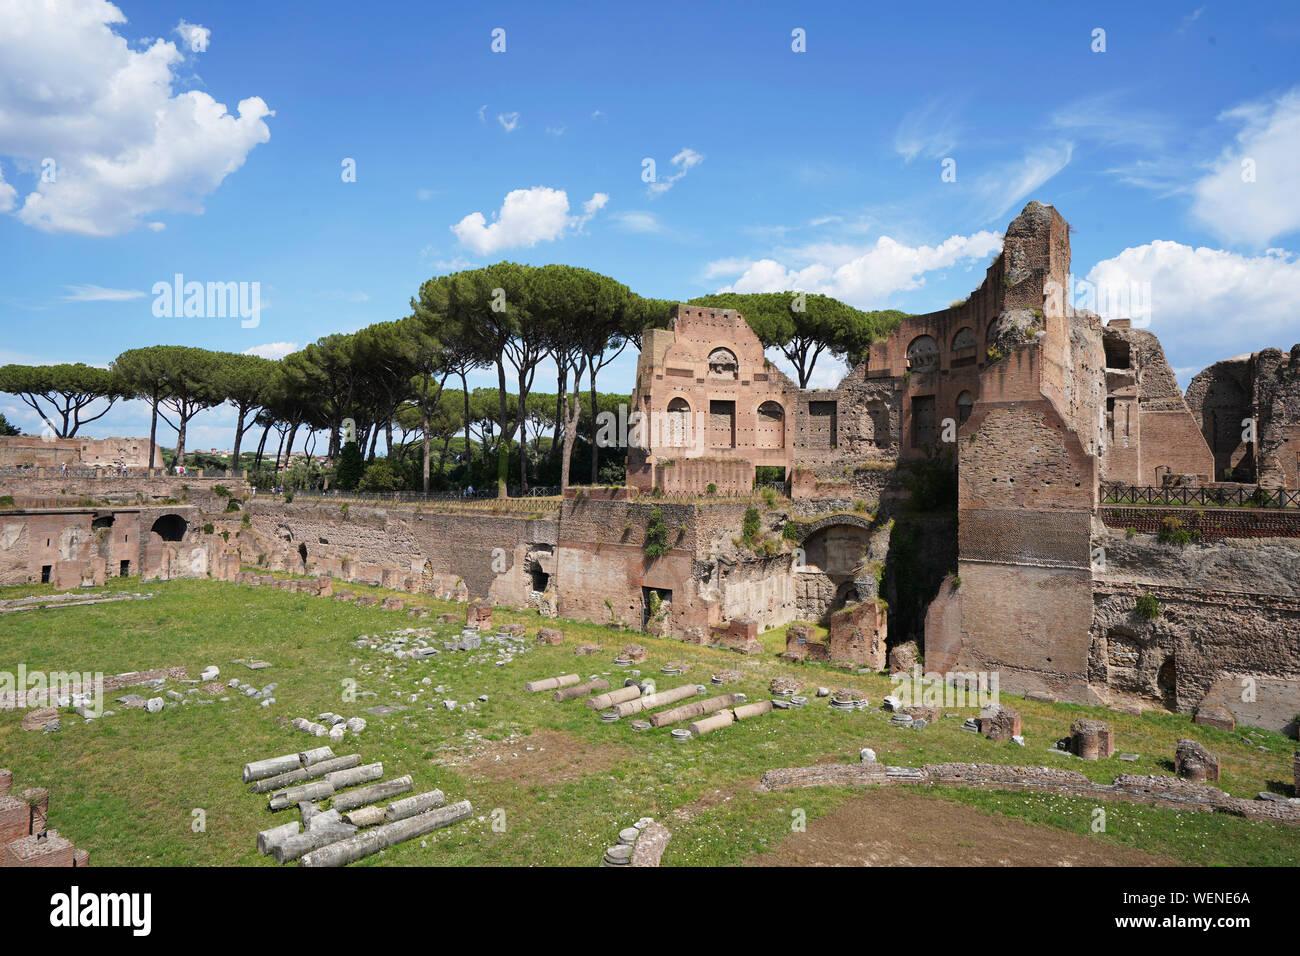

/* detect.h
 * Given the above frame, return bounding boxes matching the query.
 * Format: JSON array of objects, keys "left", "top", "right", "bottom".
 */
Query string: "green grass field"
[{"left": 1, "top": 574, "right": 1297, "bottom": 866}]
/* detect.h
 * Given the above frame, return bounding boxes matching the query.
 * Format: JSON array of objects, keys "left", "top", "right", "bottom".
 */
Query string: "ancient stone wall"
[{"left": 0, "top": 434, "right": 163, "bottom": 469}]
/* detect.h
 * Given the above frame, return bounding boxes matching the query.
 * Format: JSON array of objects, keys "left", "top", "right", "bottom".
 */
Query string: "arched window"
[
  {"left": 956, "top": 391, "right": 975, "bottom": 425},
  {"left": 665, "top": 397, "right": 691, "bottom": 447},
  {"left": 906, "top": 335, "right": 939, "bottom": 372},
  {"left": 756, "top": 401, "right": 785, "bottom": 448},
  {"left": 952, "top": 327, "right": 976, "bottom": 351},
  {"left": 706, "top": 347, "right": 738, "bottom": 380}
]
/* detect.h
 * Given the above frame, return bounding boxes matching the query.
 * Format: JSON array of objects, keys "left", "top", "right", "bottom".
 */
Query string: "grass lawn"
[{"left": 1, "top": 574, "right": 1297, "bottom": 866}]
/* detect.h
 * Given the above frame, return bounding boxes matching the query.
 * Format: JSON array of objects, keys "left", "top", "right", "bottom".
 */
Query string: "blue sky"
[{"left": 2, "top": 0, "right": 1299, "bottom": 450}]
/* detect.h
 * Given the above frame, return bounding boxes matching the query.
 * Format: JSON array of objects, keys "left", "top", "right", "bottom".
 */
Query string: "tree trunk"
[
  {"left": 174, "top": 407, "right": 188, "bottom": 468},
  {"left": 231, "top": 407, "right": 247, "bottom": 474},
  {"left": 147, "top": 392, "right": 159, "bottom": 472},
  {"left": 421, "top": 373, "right": 431, "bottom": 493},
  {"left": 496, "top": 361, "right": 510, "bottom": 497},
  {"left": 589, "top": 364, "right": 600, "bottom": 484}
]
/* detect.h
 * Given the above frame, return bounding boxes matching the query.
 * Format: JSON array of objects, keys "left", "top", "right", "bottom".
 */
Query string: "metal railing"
[
  {"left": 283, "top": 486, "right": 561, "bottom": 503},
  {"left": 1101, "top": 482, "right": 1300, "bottom": 510}
]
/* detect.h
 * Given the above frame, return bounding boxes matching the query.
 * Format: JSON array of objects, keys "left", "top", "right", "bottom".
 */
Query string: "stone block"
[
  {"left": 1193, "top": 703, "right": 1235, "bottom": 732},
  {"left": 3, "top": 830, "right": 75, "bottom": 868},
  {"left": 380, "top": 597, "right": 405, "bottom": 611},
  {"left": 20, "top": 707, "right": 57, "bottom": 732},
  {"left": 888, "top": 641, "right": 919, "bottom": 674},
  {"left": 536, "top": 628, "right": 563, "bottom": 646},
  {"left": 1068, "top": 718, "right": 1116, "bottom": 760},
  {"left": 979, "top": 704, "right": 1021, "bottom": 742},
  {"left": 1175, "top": 738, "right": 1220, "bottom": 783},
  {"left": 466, "top": 601, "right": 492, "bottom": 630}
]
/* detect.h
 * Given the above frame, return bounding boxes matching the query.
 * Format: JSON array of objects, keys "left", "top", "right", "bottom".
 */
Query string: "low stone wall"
[{"left": 758, "top": 761, "right": 1300, "bottom": 824}]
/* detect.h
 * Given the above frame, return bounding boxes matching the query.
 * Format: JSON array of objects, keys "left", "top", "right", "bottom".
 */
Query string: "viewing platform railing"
[{"left": 1101, "top": 481, "right": 1300, "bottom": 510}]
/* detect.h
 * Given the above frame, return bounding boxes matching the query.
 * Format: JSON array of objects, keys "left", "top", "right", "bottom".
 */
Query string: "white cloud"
[
  {"left": 1085, "top": 241, "right": 1300, "bottom": 352},
  {"left": 451, "top": 186, "right": 606, "bottom": 255},
  {"left": 0, "top": 164, "right": 15, "bottom": 212},
  {"left": 571, "top": 192, "right": 608, "bottom": 231},
  {"left": 894, "top": 101, "right": 961, "bottom": 162},
  {"left": 706, "top": 231, "right": 1003, "bottom": 307},
  {"left": 1191, "top": 88, "right": 1300, "bottom": 246},
  {"left": 647, "top": 147, "right": 703, "bottom": 197},
  {"left": 61, "top": 284, "right": 145, "bottom": 302},
  {"left": 0, "top": 0, "right": 272, "bottom": 237},
  {"left": 498, "top": 112, "right": 520, "bottom": 132},
  {"left": 243, "top": 342, "right": 298, "bottom": 360},
  {"left": 545, "top": 125, "right": 566, "bottom": 136},
  {"left": 173, "top": 19, "right": 210, "bottom": 54},
  {"left": 416, "top": 188, "right": 437, "bottom": 201},
  {"left": 477, "top": 105, "right": 487, "bottom": 123},
  {"left": 611, "top": 210, "right": 664, "bottom": 234},
  {"left": 973, "top": 144, "right": 1073, "bottom": 223}
]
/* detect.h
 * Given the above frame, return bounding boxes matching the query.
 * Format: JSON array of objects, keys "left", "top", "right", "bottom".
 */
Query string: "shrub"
[
  {"left": 761, "top": 486, "right": 776, "bottom": 508},
  {"left": 283, "top": 489, "right": 294, "bottom": 503},
  {"left": 224, "top": 499, "right": 241, "bottom": 512},
  {"left": 358, "top": 459, "right": 403, "bottom": 493},
  {"left": 1136, "top": 592, "right": 1161, "bottom": 620},
  {"left": 334, "top": 441, "right": 364, "bottom": 490},
  {"left": 783, "top": 521, "right": 799, "bottom": 541},
  {"left": 742, "top": 506, "right": 761, "bottom": 543},
  {"left": 202, "top": 523, "right": 214, "bottom": 534},
  {"left": 706, "top": 483, "right": 717, "bottom": 495},
  {"left": 0, "top": 495, "right": 13, "bottom": 507},
  {"left": 643, "top": 507, "right": 669, "bottom": 559},
  {"left": 212, "top": 484, "right": 232, "bottom": 498}
]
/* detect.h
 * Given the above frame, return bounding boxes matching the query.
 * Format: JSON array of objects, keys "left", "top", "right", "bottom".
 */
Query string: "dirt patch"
[
  {"left": 748, "top": 787, "right": 1181, "bottom": 867},
  {"left": 449, "top": 730, "right": 632, "bottom": 785}
]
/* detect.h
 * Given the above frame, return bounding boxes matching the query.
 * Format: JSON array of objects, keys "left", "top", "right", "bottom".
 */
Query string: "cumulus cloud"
[
  {"left": 1084, "top": 241, "right": 1300, "bottom": 356},
  {"left": 706, "top": 231, "right": 1003, "bottom": 307},
  {"left": 647, "top": 148, "right": 703, "bottom": 197},
  {"left": 498, "top": 112, "right": 520, "bottom": 132},
  {"left": 173, "top": 19, "right": 210, "bottom": 53},
  {"left": 0, "top": 0, "right": 272, "bottom": 237},
  {"left": 1191, "top": 88, "right": 1300, "bottom": 246},
  {"left": 0, "top": 164, "right": 17, "bottom": 212},
  {"left": 451, "top": 186, "right": 607, "bottom": 255},
  {"left": 243, "top": 342, "right": 299, "bottom": 360}
]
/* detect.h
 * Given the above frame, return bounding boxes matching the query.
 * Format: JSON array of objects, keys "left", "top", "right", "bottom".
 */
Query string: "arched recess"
[
  {"left": 951, "top": 327, "right": 976, "bottom": 351},
  {"left": 665, "top": 397, "right": 692, "bottom": 447},
  {"left": 706, "top": 347, "right": 738, "bottom": 380},
  {"left": 956, "top": 390, "right": 975, "bottom": 425},
  {"left": 906, "top": 335, "right": 939, "bottom": 372},
  {"left": 150, "top": 514, "right": 188, "bottom": 542},
  {"left": 756, "top": 400, "right": 785, "bottom": 448}
]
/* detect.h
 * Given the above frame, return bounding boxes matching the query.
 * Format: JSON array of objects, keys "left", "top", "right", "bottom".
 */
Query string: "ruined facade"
[
  {"left": 1, "top": 201, "right": 1298, "bottom": 732},
  {"left": 0, "top": 434, "right": 163, "bottom": 470}
]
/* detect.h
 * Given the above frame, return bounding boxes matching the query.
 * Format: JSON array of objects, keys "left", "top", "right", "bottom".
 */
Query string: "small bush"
[
  {"left": 706, "top": 483, "right": 717, "bottom": 495},
  {"left": 0, "top": 495, "right": 13, "bottom": 507},
  {"left": 1136, "top": 592, "right": 1161, "bottom": 620},
  {"left": 783, "top": 521, "right": 799, "bottom": 541},
  {"left": 202, "top": 523, "right": 214, "bottom": 534},
  {"left": 644, "top": 507, "right": 669, "bottom": 559},
  {"left": 212, "top": 484, "right": 232, "bottom": 498},
  {"left": 742, "top": 506, "right": 761, "bottom": 543},
  {"left": 761, "top": 486, "right": 776, "bottom": 508},
  {"left": 224, "top": 499, "right": 241, "bottom": 512},
  {"left": 283, "top": 489, "right": 294, "bottom": 503}
]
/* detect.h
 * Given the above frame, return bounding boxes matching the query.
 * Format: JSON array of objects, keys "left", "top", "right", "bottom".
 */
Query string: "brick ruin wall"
[{"left": 0, "top": 434, "right": 163, "bottom": 470}]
